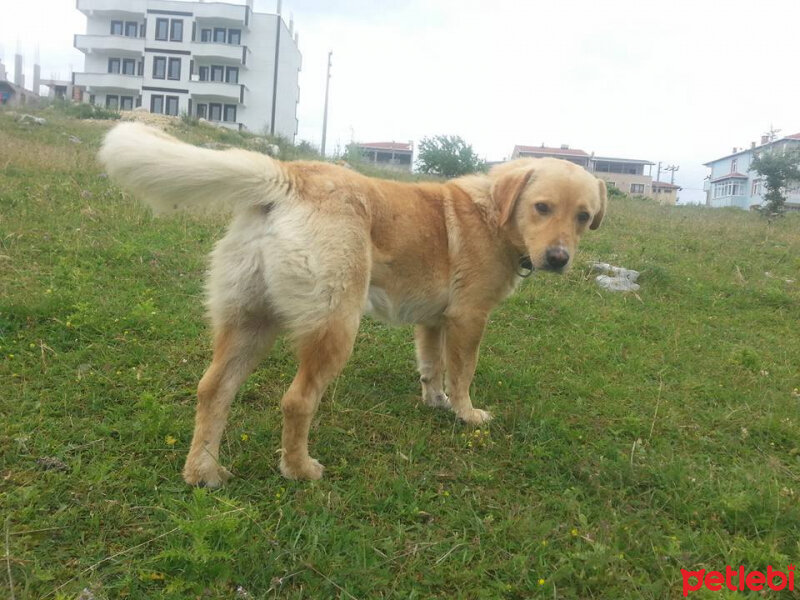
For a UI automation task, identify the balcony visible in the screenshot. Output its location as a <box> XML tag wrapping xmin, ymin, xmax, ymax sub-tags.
<box><xmin>73</xmin><ymin>72</ymin><xmax>142</xmax><ymax>91</ymax></box>
<box><xmin>192</xmin><ymin>42</ymin><xmax>247</xmax><ymax>64</ymax></box>
<box><xmin>192</xmin><ymin>2</ymin><xmax>248</xmax><ymax>25</ymax></box>
<box><xmin>75</xmin><ymin>34</ymin><xmax>144</xmax><ymax>56</ymax></box>
<box><xmin>77</xmin><ymin>0</ymin><xmax>145</xmax><ymax>17</ymax></box>
<box><xmin>189</xmin><ymin>80</ymin><xmax>242</xmax><ymax>103</ymax></box>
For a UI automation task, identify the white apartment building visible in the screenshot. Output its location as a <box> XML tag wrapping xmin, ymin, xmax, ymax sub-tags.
<box><xmin>73</xmin><ymin>0</ymin><xmax>301</xmax><ymax>138</ymax></box>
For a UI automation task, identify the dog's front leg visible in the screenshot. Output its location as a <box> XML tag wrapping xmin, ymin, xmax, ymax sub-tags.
<box><xmin>414</xmin><ymin>324</ymin><xmax>450</xmax><ymax>409</ymax></box>
<box><xmin>444</xmin><ymin>310</ymin><xmax>493</xmax><ymax>425</ymax></box>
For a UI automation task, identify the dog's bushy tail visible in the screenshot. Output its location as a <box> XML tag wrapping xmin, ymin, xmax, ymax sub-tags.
<box><xmin>98</xmin><ymin>122</ymin><xmax>289</xmax><ymax>215</ymax></box>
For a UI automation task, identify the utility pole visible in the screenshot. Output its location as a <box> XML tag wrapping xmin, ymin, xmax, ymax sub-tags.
<box><xmin>269</xmin><ymin>0</ymin><xmax>282</xmax><ymax>136</ymax></box>
<box><xmin>656</xmin><ymin>161</ymin><xmax>662</xmax><ymax>182</ymax></box>
<box><xmin>664</xmin><ymin>164</ymin><xmax>679</xmax><ymax>184</ymax></box>
<box><xmin>320</xmin><ymin>50</ymin><xmax>332</xmax><ymax>157</ymax></box>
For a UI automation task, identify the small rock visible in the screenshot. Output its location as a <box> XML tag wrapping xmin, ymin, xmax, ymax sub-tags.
<box><xmin>19</xmin><ymin>113</ymin><xmax>47</xmax><ymax>125</ymax></box>
<box><xmin>69</xmin><ymin>135</ymin><xmax>82</xmax><ymax>144</ymax></box>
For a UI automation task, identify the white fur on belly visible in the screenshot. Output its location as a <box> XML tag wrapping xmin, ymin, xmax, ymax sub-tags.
<box><xmin>365</xmin><ymin>286</ymin><xmax>445</xmax><ymax>325</ymax></box>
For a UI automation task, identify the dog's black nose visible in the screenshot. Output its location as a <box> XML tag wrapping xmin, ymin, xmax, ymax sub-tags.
<box><xmin>545</xmin><ymin>247</ymin><xmax>570</xmax><ymax>269</ymax></box>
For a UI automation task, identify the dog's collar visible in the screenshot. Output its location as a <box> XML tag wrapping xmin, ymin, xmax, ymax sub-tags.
<box><xmin>517</xmin><ymin>255</ymin><xmax>534</xmax><ymax>278</ymax></box>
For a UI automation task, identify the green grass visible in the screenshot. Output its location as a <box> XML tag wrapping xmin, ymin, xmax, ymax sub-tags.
<box><xmin>2</xmin><ymin>109</ymin><xmax>799</xmax><ymax>599</ymax></box>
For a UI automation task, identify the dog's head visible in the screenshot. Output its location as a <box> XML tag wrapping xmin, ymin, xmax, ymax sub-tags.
<box><xmin>491</xmin><ymin>158</ymin><xmax>606</xmax><ymax>273</ymax></box>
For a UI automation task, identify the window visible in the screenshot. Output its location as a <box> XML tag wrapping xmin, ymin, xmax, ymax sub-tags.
<box><xmin>151</xmin><ymin>94</ymin><xmax>164</xmax><ymax>114</ymax></box>
<box><xmin>125</xmin><ymin>21</ymin><xmax>138</xmax><ymax>37</ymax></box>
<box><xmin>108</xmin><ymin>58</ymin><xmax>121</xmax><ymax>74</ymax></box>
<box><xmin>210</xmin><ymin>65</ymin><xmax>224</xmax><ymax>82</ymax></box>
<box><xmin>198</xmin><ymin>66</ymin><xmax>209</xmax><ymax>81</ymax></box>
<box><xmin>168</xmin><ymin>57</ymin><xmax>181</xmax><ymax>80</ymax></box>
<box><xmin>630</xmin><ymin>183</ymin><xmax>645</xmax><ymax>194</ymax></box>
<box><xmin>731</xmin><ymin>158</ymin><xmax>738</xmax><ymax>173</ymax></box>
<box><xmin>110</xmin><ymin>20</ymin><xmax>123</xmax><ymax>35</ymax></box>
<box><xmin>225</xmin><ymin>66</ymin><xmax>238</xmax><ymax>84</ymax></box>
<box><xmin>120</xmin><ymin>96</ymin><xmax>133</xmax><ymax>110</ymax></box>
<box><xmin>89</xmin><ymin>94</ymin><xmax>96</xmax><ymax>105</ymax></box>
<box><xmin>214</xmin><ymin>28</ymin><xmax>226</xmax><ymax>43</ymax></box>
<box><xmin>165</xmin><ymin>96</ymin><xmax>179</xmax><ymax>116</ymax></box>
<box><xmin>751</xmin><ymin>179</ymin><xmax>762</xmax><ymax>196</ymax></box>
<box><xmin>170</xmin><ymin>19</ymin><xmax>183</xmax><ymax>42</ymax></box>
<box><xmin>135</xmin><ymin>96</ymin><xmax>142</xmax><ymax>108</ymax></box>
<box><xmin>196</xmin><ymin>103</ymin><xmax>207</xmax><ymax>119</ymax></box>
<box><xmin>155</xmin><ymin>18</ymin><xmax>169</xmax><ymax>41</ymax></box>
<box><xmin>106</xmin><ymin>95</ymin><xmax>119</xmax><ymax>109</ymax></box>
<box><xmin>223</xmin><ymin>104</ymin><xmax>237</xmax><ymax>122</ymax></box>
<box><xmin>137</xmin><ymin>60</ymin><xmax>144</xmax><ymax>76</ymax></box>
<box><xmin>201</xmin><ymin>29</ymin><xmax>212</xmax><ymax>42</ymax></box>
<box><xmin>228</xmin><ymin>29</ymin><xmax>241</xmax><ymax>45</ymax></box>
<box><xmin>122</xmin><ymin>58</ymin><xmax>136</xmax><ymax>75</ymax></box>
<box><xmin>209</xmin><ymin>103</ymin><xmax>222</xmax><ymax>121</ymax></box>
<box><xmin>153</xmin><ymin>56</ymin><xmax>166</xmax><ymax>79</ymax></box>
<box><xmin>140</xmin><ymin>22</ymin><xmax>146</xmax><ymax>38</ymax></box>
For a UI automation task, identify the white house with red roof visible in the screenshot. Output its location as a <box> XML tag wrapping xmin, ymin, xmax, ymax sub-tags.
<box><xmin>355</xmin><ymin>141</ymin><xmax>413</xmax><ymax>171</ymax></box>
<box><xmin>703</xmin><ymin>132</ymin><xmax>800</xmax><ymax>210</ymax></box>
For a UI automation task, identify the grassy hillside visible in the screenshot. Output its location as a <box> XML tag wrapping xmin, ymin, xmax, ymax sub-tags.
<box><xmin>1</xmin><ymin>109</ymin><xmax>799</xmax><ymax>599</ymax></box>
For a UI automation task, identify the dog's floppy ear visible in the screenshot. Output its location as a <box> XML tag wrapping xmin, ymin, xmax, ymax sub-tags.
<box><xmin>494</xmin><ymin>167</ymin><xmax>535</xmax><ymax>227</ymax></box>
<box><xmin>591</xmin><ymin>178</ymin><xmax>607</xmax><ymax>230</ymax></box>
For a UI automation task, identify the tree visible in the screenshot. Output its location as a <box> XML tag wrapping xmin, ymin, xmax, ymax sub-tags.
<box><xmin>416</xmin><ymin>135</ymin><xmax>485</xmax><ymax>178</ymax></box>
<box><xmin>749</xmin><ymin>147</ymin><xmax>800</xmax><ymax>215</ymax></box>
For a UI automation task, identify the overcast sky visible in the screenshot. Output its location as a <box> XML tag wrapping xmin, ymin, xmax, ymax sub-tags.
<box><xmin>3</xmin><ymin>0</ymin><xmax>800</xmax><ymax>204</ymax></box>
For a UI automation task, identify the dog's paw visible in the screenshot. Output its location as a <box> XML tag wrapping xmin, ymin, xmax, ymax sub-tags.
<box><xmin>423</xmin><ymin>390</ymin><xmax>451</xmax><ymax>409</ymax></box>
<box><xmin>183</xmin><ymin>461</ymin><xmax>233</xmax><ymax>489</ymax></box>
<box><xmin>279</xmin><ymin>456</ymin><xmax>325</xmax><ymax>481</ymax></box>
<box><xmin>457</xmin><ymin>408</ymin><xmax>493</xmax><ymax>425</ymax></box>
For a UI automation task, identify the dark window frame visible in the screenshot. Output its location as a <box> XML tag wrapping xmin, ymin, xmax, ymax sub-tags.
<box><xmin>108</xmin><ymin>58</ymin><xmax>121</xmax><ymax>74</ymax></box>
<box><xmin>120</xmin><ymin>96</ymin><xmax>134</xmax><ymax>110</ymax></box>
<box><xmin>196</xmin><ymin>103</ymin><xmax>207</xmax><ymax>118</ymax></box>
<box><xmin>155</xmin><ymin>18</ymin><xmax>169</xmax><ymax>41</ymax></box>
<box><xmin>122</xmin><ymin>58</ymin><xmax>136</xmax><ymax>75</ymax></box>
<box><xmin>165</xmin><ymin>95</ymin><xmax>179</xmax><ymax>116</ymax></box>
<box><xmin>106</xmin><ymin>94</ymin><xmax>119</xmax><ymax>109</ymax></box>
<box><xmin>125</xmin><ymin>21</ymin><xmax>138</xmax><ymax>37</ymax></box>
<box><xmin>198</xmin><ymin>66</ymin><xmax>209</xmax><ymax>81</ymax></box>
<box><xmin>213</xmin><ymin>27</ymin><xmax>226</xmax><ymax>43</ymax></box>
<box><xmin>228</xmin><ymin>29</ymin><xmax>241</xmax><ymax>45</ymax></box>
<box><xmin>209</xmin><ymin>103</ymin><xmax>222</xmax><ymax>121</ymax></box>
<box><xmin>210</xmin><ymin>65</ymin><xmax>224</xmax><ymax>82</ymax></box>
<box><xmin>137</xmin><ymin>60</ymin><xmax>144</xmax><ymax>76</ymax></box>
<box><xmin>223</xmin><ymin>104</ymin><xmax>237</xmax><ymax>123</ymax></box>
<box><xmin>167</xmin><ymin>57</ymin><xmax>181</xmax><ymax>80</ymax></box>
<box><xmin>152</xmin><ymin>56</ymin><xmax>167</xmax><ymax>79</ymax></box>
<box><xmin>169</xmin><ymin>19</ymin><xmax>183</xmax><ymax>42</ymax></box>
<box><xmin>225</xmin><ymin>66</ymin><xmax>238</xmax><ymax>84</ymax></box>
<box><xmin>110</xmin><ymin>20</ymin><xmax>123</xmax><ymax>35</ymax></box>
<box><xmin>201</xmin><ymin>28</ymin><xmax>212</xmax><ymax>42</ymax></box>
<box><xmin>150</xmin><ymin>94</ymin><xmax>164</xmax><ymax>114</ymax></box>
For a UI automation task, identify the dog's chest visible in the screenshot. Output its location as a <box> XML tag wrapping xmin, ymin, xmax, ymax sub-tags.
<box><xmin>365</xmin><ymin>286</ymin><xmax>445</xmax><ymax>325</ymax></box>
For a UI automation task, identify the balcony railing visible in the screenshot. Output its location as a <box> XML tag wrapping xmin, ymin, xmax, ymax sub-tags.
<box><xmin>77</xmin><ymin>0</ymin><xmax>145</xmax><ymax>16</ymax></box>
<box><xmin>73</xmin><ymin>72</ymin><xmax>142</xmax><ymax>91</ymax></box>
<box><xmin>710</xmin><ymin>195</ymin><xmax>750</xmax><ymax>210</ymax></box>
<box><xmin>189</xmin><ymin>80</ymin><xmax>242</xmax><ymax>103</ymax></box>
<box><xmin>75</xmin><ymin>34</ymin><xmax>144</xmax><ymax>55</ymax></box>
<box><xmin>191</xmin><ymin>42</ymin><xmax>248</xmax><ymax>64</ymax></box>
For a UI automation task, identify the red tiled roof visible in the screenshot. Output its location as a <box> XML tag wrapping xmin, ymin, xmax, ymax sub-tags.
<box><xmin>652</xmin><ymin>181</ymin><xmax>680</xmax><ymax>189</ymax></box>
<box><xmin>711</xmin><ymin>172</ymin><xmax>749</xmax><ymax>183</ymax></box>
<box><xmin>514</xmin><ymin>145</ymin><xmax>590</xmax><ymax>157</ymax></box>
<box><xmin>785</xmin><ymin>132</ymin><xmax>800</xmax><ymax>140</ymax></box>
<box><xmin>357</xmin><ymin>142</ymin><xmax>412</xmax><ymax>152</ymax></box>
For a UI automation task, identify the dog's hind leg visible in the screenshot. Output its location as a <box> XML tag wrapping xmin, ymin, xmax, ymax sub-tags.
<box><xmin>279</xmin><ymin>312</ymin><xmax>360</xmax><ymax>480</ymax></box>
<box><xmin>183</xmin><ymin>320</ymin><xmax>277</xmax><ymax>488</ymax></box>
<box><xmin>414</xmin><ymin>324</ymin><xmax>450</xmax><ymax>410</ymax></box>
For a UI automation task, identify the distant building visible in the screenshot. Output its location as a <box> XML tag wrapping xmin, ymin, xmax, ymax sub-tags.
<box><xmin>512</xmin><ymin>144</ymin><xmax>591</xmax><ymax>169</ymax></box>
<box><xmin>511</xmin><ymin>143</ymin><xmax>663</xmax><ymax>199</ymax></box>
<box><xmin>651</xmin><ymin>180</ymin><xmax>681</xmax><ymax>206</ymax></box>
<box><xmin>703</xmin><ymin>132</ymin><xmax>800</xmax><ymax>210</ymax></box>
<box><xmin>0</xmin><ymin>58</ymin><xmax>40</xmax><ymax>107</ymax></box>
<box><xmin>73</xmin><ymin>0</ymin><xmax>302</xmax><ymax>137</ymax></box>
<box><xmin>355</xmin><ymin>141</ymin><xmax>413</xmax><ymax>171</ymax></box>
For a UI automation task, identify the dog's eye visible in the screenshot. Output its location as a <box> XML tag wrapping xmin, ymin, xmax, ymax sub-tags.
<box><xmin>534</xmin><ymin>202</ymin><xmax>550</xmax><ymax>215</ymax></box>
<box><xmin>577</xmin><ymin>211</ymin><xmax>591</xmax><ymax>223</ymax></box>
